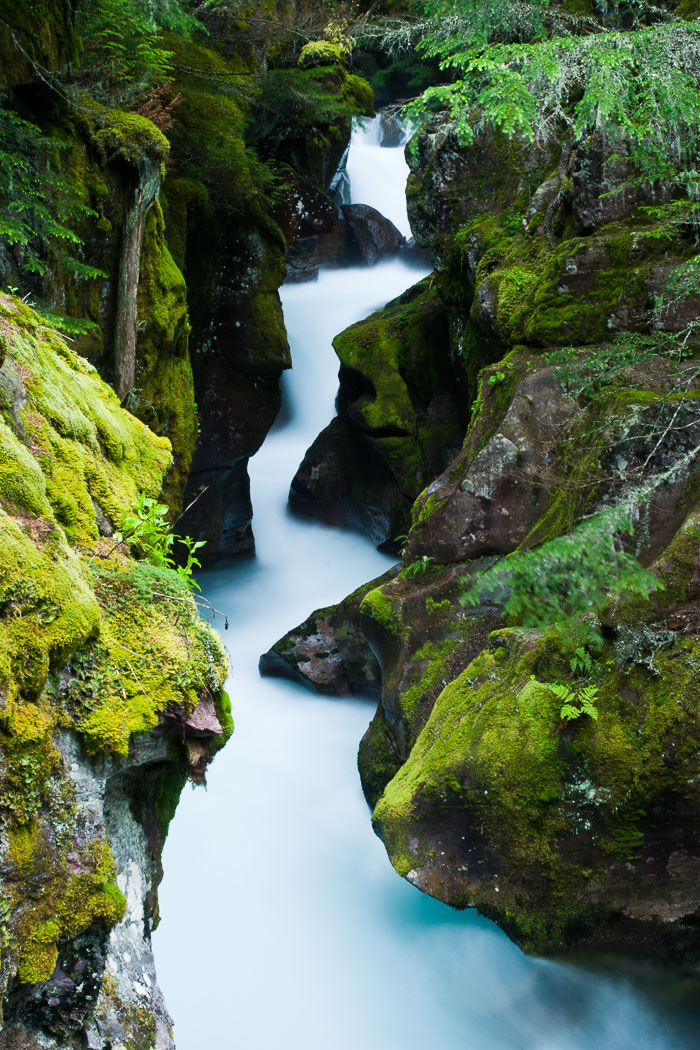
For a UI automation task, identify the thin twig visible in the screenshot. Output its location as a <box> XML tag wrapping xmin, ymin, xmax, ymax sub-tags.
<box><xmin>122</xmin><ymin>654</ymin><xmax>152</xmax><ymax>705</ymax></box>
<box><xmin>170</xmin><ymin>485</ymin><xmax>209</xmax><ymax>530</ymax></box>
<box><xmin>151</xmin><ymin>590</ymin><xmax>227</xmax><ymax>619</ymax></box>
<box><xmin>112</xmin><ymin>639</ymin><xmax>141</xmax><ymax>657</ymax></box>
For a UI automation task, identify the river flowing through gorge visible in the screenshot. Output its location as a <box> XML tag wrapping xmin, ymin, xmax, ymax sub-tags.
<box><xmin>152</xmin><ymin>118</ymin><xmax>698</xmax><ymax>1050</ymax></box>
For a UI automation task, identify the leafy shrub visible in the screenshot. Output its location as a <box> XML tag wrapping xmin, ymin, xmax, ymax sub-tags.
<box><xmin>461</xmin><ymin>502</ymin><xmax>658</xmax><ymax>645</ymax></box>
<box><xmin>118</xmin><ymin>493</ymin><xmax>205</xmax><ymax>591</ymax></box>
<box><xmin>0</xmin><ymin>102</ymin><xmax>105</xmax><ymax>285</ymax></box>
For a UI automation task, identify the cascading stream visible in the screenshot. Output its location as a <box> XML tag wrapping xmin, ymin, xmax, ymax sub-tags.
<box><xmin>153</xmin><ymin>118</ymin><xmax>697</xmax><ymax>1050</ymax></box>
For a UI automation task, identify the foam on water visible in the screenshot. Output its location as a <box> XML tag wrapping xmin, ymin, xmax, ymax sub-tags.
<box><xmin>346</xmin><ymin>115</ymin><xmax>413</xmax><ymax>238</ymax></box>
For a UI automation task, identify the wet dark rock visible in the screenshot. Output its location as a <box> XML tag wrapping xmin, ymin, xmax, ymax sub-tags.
<box><xmin>406</xmin><ymin>364</ymin><xmax>579</xmax><ymax>564</ymax></box>
<box><xmin>379</xmin><ymin>111</ymin><xmax>405</xmax><ymax>148</ymax></box>
<box><xmin>182</xmin><ymin>318</ymin><xmax>287</xmax><ymax>562</ymax></box>
<box><xmin>342</xmin><ymin>204</ymin><xmax>405</xmax><ymax>264</ymax></box>
<box><xmin>289</xmin><ymin>418</ymin><xmax>406</xmax><ymax>547</ymax></box>
<box><xmin>259</xmin><ymin>570</ymin><xmax>393</xmax><ymax>698</ymax></box>
<box><xmin>285</xmin><ymin>225</ymin><xmax>352</xmax><ymax>282</ymax></box>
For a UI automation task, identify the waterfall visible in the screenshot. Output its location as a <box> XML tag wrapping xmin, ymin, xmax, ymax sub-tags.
<box><xmin>152</xmin><ymin>117</ymin><xmax>698</xmax><ymax>1050</ymax></box>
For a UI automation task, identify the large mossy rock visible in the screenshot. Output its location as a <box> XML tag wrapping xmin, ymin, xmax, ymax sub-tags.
<box><xmin>290</xmin><ymin>278</ymin><xmax>469</xmax><ymax>545</ymax></box>
<box><xmin>354</xmin><ymin>333</ymin><xmax>700</xmax><ymax>957</ymax></box>
<box><xmin>355</xmin><ymin>354</ymin><xmax>700</xmax><ymax>958</ymax></box>
<box><xmin>0</xmin><ymin>297</ymin><xmax>230</xmax><ymax>1046</ymax></box>
<box><xmin>405</xmin><ymin>118</ymin><xmax>700</xmax><ymax>399</ymax></box>
<box><xmin>259</xmin><ymin>570</ymin><xmax>391</xmax><ymax>698</ymax></box>
<box><xmin>370</xmin><ymin>519</ymin><xmax>700</xmax><ymax>957</ymax></box>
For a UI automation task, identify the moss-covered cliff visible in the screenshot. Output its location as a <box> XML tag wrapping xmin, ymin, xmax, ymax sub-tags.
<box><xmin>0</xmin><ymin>294</ymin><xmax>230</xmax><ymax>1045</ymax></box>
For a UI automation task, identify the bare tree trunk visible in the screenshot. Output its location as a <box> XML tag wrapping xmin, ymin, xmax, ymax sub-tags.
<box><xmin>114</xmin><ymin>155</ymin><xmax>161</xmax><ymax>401</ymax></box>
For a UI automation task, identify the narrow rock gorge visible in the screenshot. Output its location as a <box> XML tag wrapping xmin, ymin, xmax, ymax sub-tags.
<box><xmin>0</xmin><ymin>1</ymin><xmax>699</xmax><ymax>1048</ymax></box>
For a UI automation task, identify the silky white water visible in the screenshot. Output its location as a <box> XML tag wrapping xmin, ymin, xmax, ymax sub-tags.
<box><xmin>153</xmin><ymin>118</ymin><xmax>698</xmax><ymax>1050</ymax></box>
<box><xmin>346</xmin><ymin>115</ymin><xmax>413</xmax><ymax>237</ymax></box>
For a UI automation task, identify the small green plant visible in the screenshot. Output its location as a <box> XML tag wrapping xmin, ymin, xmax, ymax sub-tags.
<box><xmin>503</xmin><ymin>209</ymin><xmax>524</xmax><ymax>235</ymax></box>
<box><xmin>403</xmin><ymin>555</ymin><xmax>436</xmax><ymax>578</ymax></box>
<box><xmin>569</xmin><ymin>646</ymin><xmax>593</xmax><ymax>676</ymax></box>
<box><xmin>395</xmin><ymin>533</ymin><xmax>409</xmax><ymax>555</ymax></box>
<box><xmin>117</xmin><ymin>494</ymin><xmax>205</xmax><ymax>591</ymax></box>
<box><xmin>33</xmin><ymin>307</ymin><xmax>101</xmax><ymax>339</ymax></box>
<box><xmin>487</xmin><ymin>360</ymin><xmax>514</xmax><ymax>386</ymax></box>
<box><xmin>119</xmin><ymin>495</ymin><xmax>173</xmax><ymax>565</ymax></box>
<box><xmin>175</xmin><ymin>535</ymin><xmax>206</xmax><ymax>593</ymax></box>
<box><xmin>548</xmin><ymin>682</ymin><xmax>599</xmax><ymax>724</ymax></box>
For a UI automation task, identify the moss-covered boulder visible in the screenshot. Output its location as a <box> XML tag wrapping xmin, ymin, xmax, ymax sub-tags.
<box><xmin>353</xmin><ymin>339</ymin><xmax>700</xmax><ymax>957</ymax></box>
<box><xmin>373</xmin><ymin>594</ymin><xmax>700</xmax><ymax>957</ymax></box>
<box><xmin>290</xmin><ymin>278</ymin><xmax>469</xmax><ymax>545</ymax></box>
<box><xmin>405</xmin><ymin>116</ymin><xmax>700</xmax><ymax>407</ymax></box>
<box><xmin>0</xmin><ymin>297</ymin><xmax>230</xmax><ymax>1045</ymax></box>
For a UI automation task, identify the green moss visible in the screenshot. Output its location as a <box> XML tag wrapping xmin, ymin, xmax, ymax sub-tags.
<box><xmin>360</xmin><ymin>587</ymin><xmax>402</xmax><ymax>637</ymax></box>
<box><xmin>493</xmin><ymin>266</ymin><xmax>540</xmax><ymax>341</ymax></box>
<box><xmin>89</xmin><ymin>107</ymin><xmax>170</xmax><ymax>167</ymax></box>
<box><xmin>0</xmin><ymin>295</ymin><xmax>229</xmax><ymax>791</ymax></box>
<box><xmin>376</xmin><ymin>640</ymin><xmax>563</xmax><ymax>854</ymax></box>
<box><xmin>0</xmin><ymin>417</ymin><xmax>52</xmax><ymax>517</ymax></box>
<box><xmin>18</xmin><ymin>919</ymin><xmax>60</xmax><ymax>984</ymax></box>
<box><xmin>298</xmin><ymin>40</ymin><xmax>349</xmax><ymax>70</ymax></box>
<box><xmin>161</xmin><ymin>177</ymin><xmax>211</xmax><ymax>273</ymax></box>
<box><xmin>10</xmin><ymin>830</ymin><xmax>126</xmax><ymax>987</ymax></box>
<box><xmin>333</xmin><ymin>279</ymin><xmax>462</xmax><ymax>500</ymax></box>
<box><xmin>0</xmin><ymin>516</ymin><xmax>100</xmax><ymax>702</ymax></box>
<box><xmin>648</xmin><ymin>505</ymin><xmax>700</xmax><ymax>606</ymax></box>
<box><xmin>341</xmin><ymin>73</ymin><xmax>375</xmax><ymax>115</ymax></box>
<box><xmin>0</xmin><ymin>299</ymin><xmax>231</xmax><ymax>990</ymax></box>
<box><xmin>413</xmin><ymin>490</ymin><xmax>448</xmax><ymax>524</ymax></box>
<box><xmin>0</xmin><ymin>292</ymin><xmax>172</xmax><ymax>544</ymax></box>
<box><xmin>249</xmin><ymin>291</ymin><xmax>291</xmax><ymax>374</ymax></box>
<box><xmin>400</xmin><ymin>635</ymin><xmax>462</xmax><ymax>721</ymax></box>
<box><xmin>215</xmin><ymin>688</ymin><xmax>234</xmax><ymax>742</ymax></box>
<box><xmin>358</xmin><ymin>708</ymin><xmax>402</xmax><ymax>810</ymax></box>
<box><xmin>60</xmin><ymin>840</ymin><xmax>127</xmax><ymax>937</ymax></box>
<box><xmin>48</xmin><ymin>560</ymin><xmax>228</xmax><ymax>758</ymax></box>
<box><xmin>134</xmin><ymin>204</ymin><xmax>196</xmax><ymax>510</ymax></box>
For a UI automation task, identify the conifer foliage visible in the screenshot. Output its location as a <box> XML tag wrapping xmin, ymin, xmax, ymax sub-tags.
<box><xmin>0</xmin><ymin>104</ymin><xmax>103</xmax><ymax>280</ymax></box>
